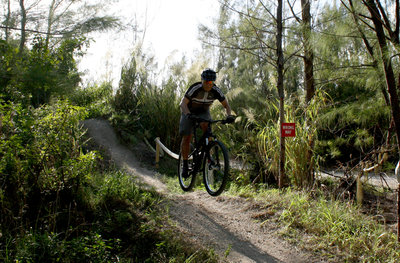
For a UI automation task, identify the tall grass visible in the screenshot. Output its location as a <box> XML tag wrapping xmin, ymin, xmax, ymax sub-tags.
<box><xmin>135</xmin><ymin>81</ymin><xmax>182</xmax><ymax>152</ymax></box>
<box><xmin>111</xmin><ymin>53</ymin><xmax>182</xmax><ymax>152</ymax></box>
<box><xmin>278</xmin><ymin>189</ymin><xmax>400</xmax><ymax>262</ymax></box>
<box><xmin>257</xmin><ymin>91</ymin><xmax>326</xmax><ymax>187</ymax></box>
<box><xmin>69</xmin><ymin>81</ymin><xmax>113</xmax><ymax>118</ymax></box>
<box><xmin>225</xmin><ymin>186</ymin><xmax>400</xmax><ymax>262</ymax></box>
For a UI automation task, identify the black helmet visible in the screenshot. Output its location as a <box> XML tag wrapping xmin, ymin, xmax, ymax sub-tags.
<box><xmin>201</xmin><ymin>68</ymin><xmax>217</xmax><ymax>81</ymax></box>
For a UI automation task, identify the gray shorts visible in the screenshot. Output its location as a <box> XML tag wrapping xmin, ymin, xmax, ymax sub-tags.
<box><xmin>179</xmin><ymin>111</ymin><xmax>211</xmax><ymax>136</ymax></box>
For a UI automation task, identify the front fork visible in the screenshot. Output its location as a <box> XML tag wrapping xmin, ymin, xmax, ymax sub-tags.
<box><xmin>191</xmin><ymin>136</ymin><xmax>214</xmax><ymax>175</ymax></box>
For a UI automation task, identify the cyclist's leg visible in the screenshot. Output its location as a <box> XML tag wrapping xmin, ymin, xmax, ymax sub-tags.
<box><xmin>181</xmin><ymin>134</ymin><xmax>192</xmax><ymax>159</ymax></box>
<box><xmin>179</xmin><ymin>113</ymin><xmax>194</xmax><ymax>177</ymax></box>
<box><xmin>197</xmin><ymin>111</ymin><xmax>211</xmax><ymax>137</ymax></box>
<box><xmin>179</xmin><ymin>113</ymin><xmax>194</xmax><ymax>158</ymax></box>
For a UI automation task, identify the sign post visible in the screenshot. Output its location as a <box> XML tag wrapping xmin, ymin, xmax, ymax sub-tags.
<box><xmin>281</xmin><ymin>123</ymin><xmax>296</xmax><ymax>137</ymax></box>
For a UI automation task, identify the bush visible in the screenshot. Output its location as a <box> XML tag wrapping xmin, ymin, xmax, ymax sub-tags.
<box><xmin>70</xmin><ymin>82</ymin><xmax>113</xmax><ymax>118</ymax></box>
<box><xmin>111</xmin><ymin>63</ymin><xmax>181</xmax><ymax>152</ymax></box>
<box><xmin>0</xmin><ymin>100</ymin><xmax>93</xmax><ymax>233</ymax></box>
<box><xmin>0</xmin><ymin>37</ymin><xmax>84</xmax><ymax>107</ymax></box>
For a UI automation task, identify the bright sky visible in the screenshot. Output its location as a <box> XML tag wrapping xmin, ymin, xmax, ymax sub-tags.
<box><xmin>78</xmin><ymin>0</ymin><xmax>220</xmax><ymax>86</ymax></box>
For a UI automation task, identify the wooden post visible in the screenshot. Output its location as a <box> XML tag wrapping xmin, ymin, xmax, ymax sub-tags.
<box><xmin>155</xmin><ymin>140</ymin><xmax>160</xmax><ymax>169</ymax></box>
<box><xmin>356</xmin><ymin>173</ymin><xmax>363</xmax><ymax>205</ymax></box>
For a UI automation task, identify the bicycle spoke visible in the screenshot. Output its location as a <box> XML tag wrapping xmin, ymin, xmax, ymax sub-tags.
<box><xmin>178</xmin><ymin>153</ymin><xmax>196</xmax><ymax>191</ymax></box>
<box><xmin>203</xmin><ymin>141</ymin><xmax>229</xmax><ymax>196</ymax></box>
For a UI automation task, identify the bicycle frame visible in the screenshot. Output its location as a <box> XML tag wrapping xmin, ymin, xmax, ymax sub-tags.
<box><xmin>190</xmin><ymin>118</ymin><xmax>222</xmax><ymax>175</ymax></box>
<box><xmin>178</xmin><ymin>116</ymin><xmax>233</xmax><ymax>196</ymax></box>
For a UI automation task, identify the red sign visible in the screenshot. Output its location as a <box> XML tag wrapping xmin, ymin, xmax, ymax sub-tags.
<box><xmin>281</xmin><ymin>123</ymin><xmax>296</xmax><ymax>137</ymax></box>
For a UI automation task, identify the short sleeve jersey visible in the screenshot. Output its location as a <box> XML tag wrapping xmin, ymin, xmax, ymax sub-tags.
<box><xmin>184</xmin><ymin>82</ymin><xmax>226</xmax><ymax>114</ymax></box>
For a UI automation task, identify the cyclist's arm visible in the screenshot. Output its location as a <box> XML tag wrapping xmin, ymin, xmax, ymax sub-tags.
<box><xmin>221</xmin><ymin>99</ymin><xmax>232</xmax><ymax>116</ymax></box>
<box><xmin>180</xmin><ymin>97</ymin><xmax>191</xmax><ymax>115</ymax></box>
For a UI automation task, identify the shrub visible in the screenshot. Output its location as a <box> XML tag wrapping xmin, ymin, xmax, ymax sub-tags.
<box><xmin>70</xmin><ymin>81</ymin><xmax>113</xmax><ymax>118</ymax></box>
<box><xmin>0</xmin><ymin>100</ymin><xmax>94</xmax><ymax>233</ymax></box>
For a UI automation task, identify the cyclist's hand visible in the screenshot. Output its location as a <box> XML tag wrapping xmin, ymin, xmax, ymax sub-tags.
<box><xmin>226</xmin><ymin>115</ymin><xmax>236</xmax><ymax>124</ymax></box>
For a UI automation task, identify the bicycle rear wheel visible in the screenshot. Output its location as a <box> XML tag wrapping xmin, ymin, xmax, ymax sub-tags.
<box><xmin>203</xmin><ymin>140</ymin><xmax>229</xmax><ymax>196</ymax></box>
<box><xmin>178</xmin><ymin>152</ymin><xmax>196</xmax><ymax>191</ymax></box>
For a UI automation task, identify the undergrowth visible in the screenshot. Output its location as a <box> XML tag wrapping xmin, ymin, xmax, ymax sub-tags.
<box><xmin>0</xmin><ymin>101</ymin><xmax>219</xmax><ymax>262</ymax></box>
<box><xmin>226</xmin><ymin>184</ymin><xmax>400</xmax><ymax>262</ymax></box>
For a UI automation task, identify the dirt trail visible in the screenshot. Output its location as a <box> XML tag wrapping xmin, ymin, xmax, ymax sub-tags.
<box><xmin>83</xmin><ymin>119</ymin><xmax>321</xmax><ymax>263</ymax></box>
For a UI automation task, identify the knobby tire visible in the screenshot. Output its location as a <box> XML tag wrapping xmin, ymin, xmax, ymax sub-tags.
<box><xmin>203</xmin><ymin>140</ymin><xmax>229</xmax><ymax>196</ymax></box>
<box><xmin>178</xmin><ymin>152</ymin><xmax>196</xmax><ymax>191</ymax></box>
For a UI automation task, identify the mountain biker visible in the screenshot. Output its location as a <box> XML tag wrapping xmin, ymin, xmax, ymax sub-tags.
<box><xmin>179</xmin><ymin>68</ymin><xmax>234</xmax><ymax>178</ymax></box>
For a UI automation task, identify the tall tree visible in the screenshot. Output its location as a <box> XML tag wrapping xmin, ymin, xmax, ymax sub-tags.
<box><xmin>1</xmin><ymin>0</ymin><xmax>120</xmax><ymax>48</ymax></box>
<box><xmin>288</xmin><ymin>0</ymin><xmax>316</xmax><ymax>186</ymax></box>
<box><xmin>301</xmin><ymin>0</ymin><xmax>315</xmax><ymax>103</ymax></box>
<box><xmin>19</xmin><ymin>0</ymin><xmax>26</xmax><ymax>51</ymax></box>
<box><xmin>360</xmin><ymin>0</ymin><xmax>400</xmax><ymax>154</ymax></box>
<box><xmin>4</xmin><ymin>0</ymin><xmax>11</xmax><ymax>41</ymax></box>
<box><xmin>276</xmin><ymin>0</ymin><xmax>286</xmax><ymax>188</ymax></box>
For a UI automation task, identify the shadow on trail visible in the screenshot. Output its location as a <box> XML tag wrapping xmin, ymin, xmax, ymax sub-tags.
<box><xmin>169</xmin><ymin>198</ymin><xmax>280</xmax><ymax>263</ymax></box>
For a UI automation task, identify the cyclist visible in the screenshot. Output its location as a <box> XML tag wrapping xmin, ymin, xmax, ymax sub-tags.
<box><xmin>179</xmin><ymin>68</ymin><xmax>234</xmax><ymax>178</ymax></box>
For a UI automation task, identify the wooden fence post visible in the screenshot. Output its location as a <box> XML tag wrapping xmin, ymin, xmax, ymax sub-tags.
<box><xmin>155</xmin><ymin>138</ymin><xmax>160</xmax><ymax>169</ymax></box>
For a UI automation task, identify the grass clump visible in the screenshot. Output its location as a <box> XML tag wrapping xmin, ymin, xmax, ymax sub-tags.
<box><xmin>241</xmin><ymin>186</ymin><xmax>400</xmax><ymax>262</ymax></box>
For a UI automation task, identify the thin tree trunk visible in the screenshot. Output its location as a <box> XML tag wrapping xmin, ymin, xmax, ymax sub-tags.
<box><xmin>19</xmin><ymin>0</ymin><xmax>27</xmax><ymax>52</ymax></box>
<box><xmin>347</xmin><ymin>0</ymin><xmax>390</xmax><ymax>106</ymax></box>
<box><xmin>301</xmin><ymin>0</ymin><xmax>314</xmax><ymax>103</ymax></box>
<box><xmin>46</xmin><ymin>0</ymin><xmax>57</xmax><ymax>48</ymax></box>
<box><xmin>301</xmin><ymin>0</ymin><xmax>315</xmax><ymax>187</ymax></box>
<box><xmin>277</xmin><ymin>0</ymin><xmax>287</xmax><ymax>188</ymax></box>
<box><xmin>365</xmin><ymin>0</ymin><xmax>400</xmax><ymax>153</ymax></box>
<box><xmin>5</xmin><ymin>0</ymin><xmax>11</xmax><ymax>41</ymax></box>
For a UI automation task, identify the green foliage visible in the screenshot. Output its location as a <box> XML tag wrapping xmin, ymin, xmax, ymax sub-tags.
<box><xmin>111</xmin><ymin>50</ymin><xmax>181</xmax><ymax>152</ymax></box>
<box><xmin>278</xmin><ymin>189</ymin><xmax>400</xmax><ymax>262</ymax></box>
<box><xmin>255</xmin><ymin>91</ymin><xmax>326</xmax><ymax>187</ymax></box>
<box><xmin>0</xmin><ymin>37</ymin><xmax>85</xmax><ymax>107</ymax></box>
<box><xmin>316</xmin><ymin>94</ymin><xmax>391</xmax><ymax>165</ymax></box>
<box><xmin>135</xmin><ymin>81</ymin><xmax>181</xmax><ymax>152</ymax></box>
<box><xmin>225</xmin><ymin>186</ymin><xmax>400</xmax><ymax>262</ymax></box>
<box><xmin>10</xmin><ymin>231</ymin><xmax>119</xmax><ymax>263</ymax></box>
<box><xmin>88</xmin><ymin>170</ymin><xmax>218</xmax><ymax>262</ymax></box>
<box><xmin>70</xmin><ymin>81</ymin><xmax>113</xmax><ymax>118</ymax></box>
<box><xmin>0</xmin><ymin>100</ymin><xmax>92</xmax><ymax>232</ymax></box>
<box><xmin>0</xmin><ymin>100</ymin><xmax>217</xmax><ymax>262</ymax></box>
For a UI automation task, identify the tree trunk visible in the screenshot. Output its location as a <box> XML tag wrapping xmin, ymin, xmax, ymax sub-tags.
<box><xmin>347</xmin><ymin>0</ymin><xmax>390</xmax><ymax>106</ymax></box>
<box><xmin>365</xmin><ymin>0</ymin><xmax>400</xmax><ymax>153</ymax></box>
<box><xmin>46</xmin><ymin>0</ymin><xmax>57</xmax><ymax>48</ymax></box>
<box><xmin>277</xmin><ymin>0</ymin><xmax>287</xmax><ymax>188</ymax></box>
<box><xmin>301</xmin><ymin>0</ymin><xmax>316</xmax><ymax>187</ymax></box>
<box><xmin>19</xmin><ymin>0</ymin><xmax>27</xmax><ymax>52</ymax></box>
<box><xmin>5</xmin><ymin>0</ymin><xmax>11</xmax><ymax>41</ymax></box>
<box><xmin>301</xmin><ymin>0</ymin><xmax>315</xmax><ymax>103</ymax></box>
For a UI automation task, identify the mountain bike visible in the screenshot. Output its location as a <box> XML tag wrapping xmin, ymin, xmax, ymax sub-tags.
<box><xmin>178</xmin><ymin>116</ymin><xmax>234</xmax><ymax>196</ymax></box>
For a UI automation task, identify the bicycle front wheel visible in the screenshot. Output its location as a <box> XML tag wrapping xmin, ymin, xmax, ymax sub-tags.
<box><xmin>203</xmin><ymin>140</ymin><xmax>229</xmax><ymax>196</ymax></box>
<box><xmin>178</xmin><ymin>152</ymin><xmax>196</xmax><ymax>192</ymax></box>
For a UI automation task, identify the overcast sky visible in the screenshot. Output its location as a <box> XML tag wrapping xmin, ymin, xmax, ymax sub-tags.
<box><xmin>78</xmin><ymin>0</ymin><xmax>220</xmax><ymax>86</ymax></box>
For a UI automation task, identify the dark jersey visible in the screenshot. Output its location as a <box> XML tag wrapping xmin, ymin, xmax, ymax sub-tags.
<box><xmin>184</xmin><ymin>82</ymin><xmax>225</xmax><ymax>114</ymax></box>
